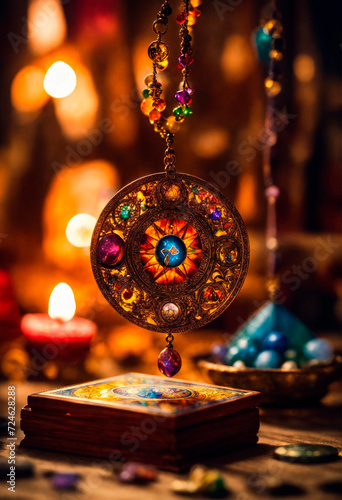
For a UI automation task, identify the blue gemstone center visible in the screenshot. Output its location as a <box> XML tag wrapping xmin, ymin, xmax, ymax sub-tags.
<box><xmin>155</xmin><ymin>235</ymin><xmax>187</xmax><ymax>268</ymax></box>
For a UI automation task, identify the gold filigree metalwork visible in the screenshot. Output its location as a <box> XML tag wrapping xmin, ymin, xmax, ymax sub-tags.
<box><xmin>91</xmin><ymin>172</ymin><xmax>249</xmax><ymax>334</ymax></box>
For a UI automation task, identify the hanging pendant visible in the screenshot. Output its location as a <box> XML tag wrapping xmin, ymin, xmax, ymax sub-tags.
<box><xmin>158</xmin><ymin>334</ymin><xmax>182</xmax><ymax>377</ymax></box>
<box><xmin>90</xmin><ymin>171</ymin><xmax>249</xmax><ymax>376</ymax></box>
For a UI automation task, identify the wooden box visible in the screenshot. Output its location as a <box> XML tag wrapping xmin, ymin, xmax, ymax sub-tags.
<box><xmin>21</xmin><ymin>373</ymin><xmax>261</xmax><ymax>471</ymax></box>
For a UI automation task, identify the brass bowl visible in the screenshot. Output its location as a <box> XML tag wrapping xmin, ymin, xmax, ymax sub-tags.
<box><xmin>197</xmin><ymin>356</ymin><xmax>342</xmax><ymax>405</ymax></box>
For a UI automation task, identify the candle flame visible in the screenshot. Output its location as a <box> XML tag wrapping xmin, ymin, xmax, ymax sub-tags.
<box><xmin>48</xmin><ymin>283</ymin><xmax>76</xmax><ymax>322</ymax></box>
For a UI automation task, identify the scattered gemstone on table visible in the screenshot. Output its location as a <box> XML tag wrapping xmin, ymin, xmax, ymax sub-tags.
<box><xmin>172</xmin><ymin>464</ymin><xmax>229</xmax><ymax>497</ymax></box>
<box><xmin>50</xmin><ymin>472</ymin><xmax>81</xmax><ymax>490</ymax></box>
<box><xmin>119</xmin><ymin>462</ymin><xmax>157</xmax><ymax>484</ymax></box>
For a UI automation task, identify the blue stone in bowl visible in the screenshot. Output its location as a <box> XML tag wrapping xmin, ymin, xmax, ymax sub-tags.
<box><xmin>304</xmin><ymin>339</ymin><xmax>333</xmax><ymax>363</ymax></box>
<box><xmin>226</xmin><ymin>338</ymin><xmax>259</xmax><ymax>367</ymax></box>
<box><xmin>254</xmin><ymin>350</ymin><xmax>282</xmax><ymax>369</ymax></box>
<box><xmin>262</xmin><ymin>331</ymin><xmax>288</xmax><ymax>354</ymax></box>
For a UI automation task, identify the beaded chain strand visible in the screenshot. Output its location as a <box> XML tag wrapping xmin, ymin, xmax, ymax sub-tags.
<box><xmin>258</xmin><ymin>1</ymin><xmax>285</xmax><ymax>300</ymax></box>
<box><xmin>140</xmin><ymin>0</ymin><xmax>201</xmax><ymax>172</ymax></box>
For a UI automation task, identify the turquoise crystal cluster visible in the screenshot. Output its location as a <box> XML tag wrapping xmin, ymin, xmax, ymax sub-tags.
<box><xmin>211</xmin><ymin>302</ymin><xmax>334</xmax><ymax>369</ymax></box>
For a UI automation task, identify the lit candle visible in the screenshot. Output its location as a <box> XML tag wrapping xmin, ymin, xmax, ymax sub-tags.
<box><xmin>21</xmin><ymin>283</ymin><xmax>97</xmax><ymax>363</ymax></box>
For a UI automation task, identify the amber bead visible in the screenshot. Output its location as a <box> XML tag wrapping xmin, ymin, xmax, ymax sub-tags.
<box><xmin>149</xmin><ymin>108</ymin><xmax>161</xmax><ymax>123</ymax></box>
<box><xmin>156</xmin><ymin>60</ymin><xmax>169</xmax><ymax>71</ymax></box>
<box><xmin>264</xmin><ymin>78</ymin><xmax>282</xmax><ymax>97</ymax></box>
<box><xmin>166</xmin><ymin>116</ymin><xmax>181</xmax><ymax>133</ymax></box>
<box><xmin>154</xmin><ymin>98</ymin><xmax>166</xmax><ymax>112</ymax></box>
<box><xmin>154</xmin><ymin>116</ymin><xmax>167</xmax><ymax>133</ymax></box>
<box><xmin>148</xmin><ymin>41</ymin><xmax>169</xmax><ymax>62</ymax></box>
<box><xmin>144</xmin><ymin>75</ymin><xmax>154</xmax><ymax>87</ymax></box>
<box><xmin>140</xmin><ymin>98</ymin><xmax>154</xmax><ymax>116</ymax></box>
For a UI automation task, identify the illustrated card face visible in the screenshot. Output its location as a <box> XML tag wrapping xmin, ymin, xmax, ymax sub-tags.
<box><xmin>39</xmin><ymin>373</ymin><xmax>258</xmax><ymax>416</ymax></box>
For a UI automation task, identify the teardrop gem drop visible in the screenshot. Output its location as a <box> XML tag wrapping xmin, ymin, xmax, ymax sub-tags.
<box><xmin>158</xmin><ymin>347</ymin><xmax>182</xmax><ymax>377</ymax></box>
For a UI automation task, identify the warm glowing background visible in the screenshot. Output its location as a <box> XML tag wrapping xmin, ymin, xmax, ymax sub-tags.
<box><xmin>0</xmin><ymin>0</ymin><xmax>340</xmax><ymax>380</ymax></box>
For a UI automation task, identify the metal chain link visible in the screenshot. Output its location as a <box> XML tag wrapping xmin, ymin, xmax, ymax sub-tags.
<box><xmin>165</xmin><ymin>333</ymin><xmax>175</xmax><ymax>348</ymax></box>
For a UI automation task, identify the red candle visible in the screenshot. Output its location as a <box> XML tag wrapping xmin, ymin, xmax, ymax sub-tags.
<box><xmin>21</xmin><ymin>283</ymin><xmax>97</xmax><ymax>363</ymax></box>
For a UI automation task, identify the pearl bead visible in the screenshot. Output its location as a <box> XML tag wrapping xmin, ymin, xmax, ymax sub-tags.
<box><xmin>281</xmin><ymin>361</ymin><xmax>298</xmax><ymax>370</ymax></box>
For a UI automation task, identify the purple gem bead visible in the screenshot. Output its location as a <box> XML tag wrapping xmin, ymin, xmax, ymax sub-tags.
<box><xmin>175</xmin><ymin>90</ymin><xmax>192</xmax><ymax>105</ymax></box>
<box><xmin>185</xmin><ymin>87</ymin><xmax>194</xmax><ymax>96</ymax></box>
<box><xmin>97</xmin><ymin>233</ymin><xmax>125</xmax><ymax>267</ymax></box>
<box><xmin>210</xmin><ymin>209</ymin><xmax>222</xmax><ymax>221</ymax></box>
<box><xmin>158</xmin><ymin>347</ymin><xmax>182</xmax><ymax>377</ymax></box>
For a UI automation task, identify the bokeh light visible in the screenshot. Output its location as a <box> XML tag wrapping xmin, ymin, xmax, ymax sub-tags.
<box><xmin>11</xmin><ymin>65</ymin><xmax>49</xmax><ymax>113</ymax></box>
<box><xmin>221</xmin><ymin>35</ymin><xmax>254</xmax><ymax>83</ymax></box>
<box><xmin>293</xmin><ymin>54</ymin><xmax>316</xmax><ymax>83</ymax></box>
<box><xmin>53</xmin><ymin>63</ymin><xmax>98</xmax><ymax>138</ymax></box>
<box><xmin>66</xmin><ymin>214</ymin><xmax>97</xmax><ymax>248</ymax></box>
<box><xmin>28</xmin><ymin>0</ymin><xmax>67</xmax><ymax>56</ymax></box>
<box><xmin>43</xmin><ymin>61</ymin><xmax>77</xmax><ymax>98</ymax></box>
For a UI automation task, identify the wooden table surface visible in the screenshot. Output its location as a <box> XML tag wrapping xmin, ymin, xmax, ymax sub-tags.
<box><xmin>1</xmin><ymin>379</ymin><xmax>341</xmax><ymax>500</ymax></box>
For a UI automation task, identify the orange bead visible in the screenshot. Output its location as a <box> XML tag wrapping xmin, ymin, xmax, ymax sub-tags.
<box><xmin>166</xmin><ymin>116</ymin><xmax>181</xmax><ymax>133</ymax></box>
<box><xmin>140</xmin><ymin>98</ymin><xmax>154</xmax><ymax>116</ymax></box>
<box><xmin>154</xmin><ymin>98</ymin><xmax>166</xmax><ymax>112</ymax></box>
<box><xmin>149</xmin><ymin>109</ymin><xmax>161</xmax><ymax>123</ymax></box>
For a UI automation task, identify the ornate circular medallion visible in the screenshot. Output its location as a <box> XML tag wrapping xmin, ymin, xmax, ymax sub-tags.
<box><xmin>91</xmin><ymin>172</ymin><xmax>249</xmax><ymax>333</ymax></box>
